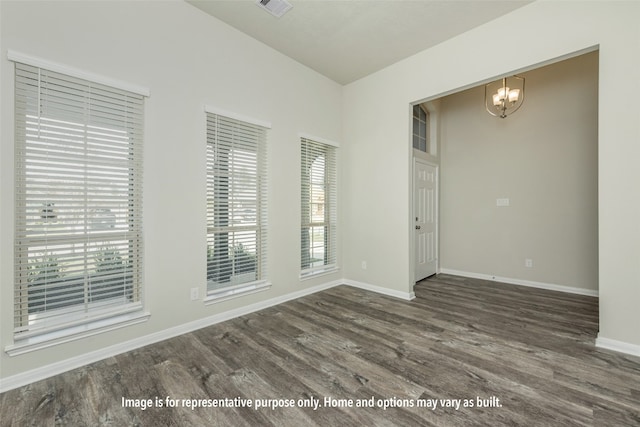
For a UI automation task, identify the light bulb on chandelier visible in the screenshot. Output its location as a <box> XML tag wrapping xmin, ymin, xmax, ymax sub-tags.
<box><xmin>485</xmin><ymin>75</ymin><xmax>525</xmax><ymax>118</ymax></box>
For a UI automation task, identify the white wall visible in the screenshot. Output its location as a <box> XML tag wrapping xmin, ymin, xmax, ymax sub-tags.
<box><xmin>343</xmin><ymin>1</ymin><xmax>640</xmax><ymax>349</ymax></box>
<box><xmin>0</xmin><ymin>0</ymin><xmax>342</xmax><ymax>382</ymax></box>
<box><xmin>439</xmin><ymin>52</ymin><xmax>598</xmax><ymax>292</ymax></box>
<box><xmin>2</xmin><ymin>0</ymin><xmax>640</xmax><ymax>388</ymax></box>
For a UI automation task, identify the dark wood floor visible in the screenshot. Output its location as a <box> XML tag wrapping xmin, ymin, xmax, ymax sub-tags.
<box><xmin>2</xmin><ymin>274</ymin><xmax>640</xmax><ymax>426</ymax></box>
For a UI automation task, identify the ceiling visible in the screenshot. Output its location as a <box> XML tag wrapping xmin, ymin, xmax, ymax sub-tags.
<box><xmin>186</xmin><ymin>0</ymin><xmax>532</xmax><ymax>85</ymax></box>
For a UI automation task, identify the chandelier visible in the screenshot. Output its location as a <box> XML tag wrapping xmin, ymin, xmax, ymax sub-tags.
<box><xmin>485</xmin><ymin>75</ymin><xmax>525</xmax><ymax>118</ymax></box>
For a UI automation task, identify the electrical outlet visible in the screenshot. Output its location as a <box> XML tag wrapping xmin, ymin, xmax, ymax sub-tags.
<box><xmin>525</xmin><ymin>259</ymin><xmax>533</xmax><ymax>268</ymax></box>
<box><xmin>361</xmin><ymin>261</ymin><xmax>367</xmax><ymax>270</ymax></box>
<box><xmin>190</xmin><ymin>287</ymin><xmax>199</xmax><ymax>301</ymax></box>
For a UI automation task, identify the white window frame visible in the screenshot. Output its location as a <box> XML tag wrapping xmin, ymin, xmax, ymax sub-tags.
<box><xmin>300</xmin><ymin>135</ymin><xmax>338</xmax><ymax>278</ymax></box>
<box><xmin>8</xmin><ymin>53</ymin><xmax>149</xmax><ymax>355</ymax></box>
<box><xmin>204</xmin><ymin>106</ymin><xmax>270</xmax><ymax>303</ymax></box>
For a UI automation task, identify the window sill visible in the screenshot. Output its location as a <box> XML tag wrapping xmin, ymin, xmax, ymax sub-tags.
<box><xmin>299</xmin><ymin>265</ymin><xmax>340</xmax><ymax>281</ymax></box>
<box><xmin>5</xmin><ymin>310</ymin><xmax>150</xmax><ymax>357</ymax></box>
<box><xmin>205</xmin><ymin>280</ymin><xmax>271</xmax><ymax>305</ymax></box>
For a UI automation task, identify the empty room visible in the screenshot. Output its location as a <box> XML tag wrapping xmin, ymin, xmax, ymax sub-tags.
<box><xmin>1</xmin><ymin>1</ymin><xmax>639</xmax><ymax>425</ymax></box>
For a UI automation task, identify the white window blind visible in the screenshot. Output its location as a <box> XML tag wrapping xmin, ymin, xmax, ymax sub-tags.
<box><xmin>13</xmin><ymin>62</ymin><xmax>145</xmax><ymax>339</ymax></box>
<box><xmin>206</xmin><ymin>112</ymin><xmax>268</xmax><ymax>296</ymax></box>
<box><xmin>301</xmin><ymin>137</ymin><xmax>337</xmax><ymax>276</ymax></box>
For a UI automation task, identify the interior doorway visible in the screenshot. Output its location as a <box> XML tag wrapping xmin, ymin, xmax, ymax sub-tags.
<box><xmin>410</xmin><ymin>49</ymin><xmax>598</xmax><ymax>296</ymax></box>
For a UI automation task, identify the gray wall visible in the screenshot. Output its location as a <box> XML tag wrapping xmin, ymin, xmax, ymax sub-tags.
<box><xmin>439</xmin><ymin>52</ymin><xmax>599</xmax><ymax>291</ymax></box>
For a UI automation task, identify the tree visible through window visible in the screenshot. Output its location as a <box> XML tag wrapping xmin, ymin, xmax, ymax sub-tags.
<box><xmin>206</xmin><ymin>111</ymin><xmax>268</xmax><ymax>294</ymax></box>
<box><xmin>13</xmin><ymin>61</ymin><xmax>145</xmax><ymax>338</ymax></box>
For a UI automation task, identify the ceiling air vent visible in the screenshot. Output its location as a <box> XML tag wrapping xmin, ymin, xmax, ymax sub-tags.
<box><xmin>256</xmin><ymin>0</ymin><xmax>293</xmax><ymax>18</ymax></box>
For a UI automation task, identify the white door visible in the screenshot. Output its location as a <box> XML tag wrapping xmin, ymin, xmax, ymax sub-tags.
<box><xmin>414</xmin><ymin>159</ymin><xmax>438</xmax><ymax>281</ymax></box>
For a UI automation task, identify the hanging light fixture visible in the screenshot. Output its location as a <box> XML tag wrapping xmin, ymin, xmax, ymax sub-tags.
<box><xmin>485</xmin><ymin>75</ymin><xmax>525</xmax><ymax>118</ymax></box>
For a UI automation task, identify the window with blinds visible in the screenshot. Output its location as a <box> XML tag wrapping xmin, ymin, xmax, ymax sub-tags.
<box><xmin>206</xmin><ymin>110</ymin><xmax>268</xmax><ymax>299</ymax></box>
<box><xmin>300</xmin><ymin>137</ymin><xmax>337</xmax><ymax>276</ymax></box>
<box><xmin>13</xmin><ymin>61</ymin><xmax>145</xmax><ymax>341</ymax></box>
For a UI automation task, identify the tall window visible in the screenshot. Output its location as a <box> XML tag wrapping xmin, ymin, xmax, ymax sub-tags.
<box><xmin>206</xmin><ymin>110</ymin><xmax>268</xmax><ymax>299</ymax></box>
<box><xmin>300</xmin><ymin>137</ymin><xmax>337</xmax><ymax>276</ymax></box>
<box><xmin>412</xmin><ymin>104</ymin><xmax>429</xmax><ymax>152</ymax></box>
<box><xmin>13</xmin><ymin>61</ymin><xmax>145</xmax><ymax>342</ymax></box>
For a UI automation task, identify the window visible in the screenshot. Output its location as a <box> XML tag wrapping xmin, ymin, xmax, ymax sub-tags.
<box><xmin>300</xmin><ymin>137</ymin><xmax>337</xmax><ymax>277</ymax></box>
<box><xmin>13</xmin><ymin>60</ymin><xmax>146</xmax><ymax>345</ymax></box>
<box><xmin>206</xmin><ymin>110</ymin><xmax>269</xmax><ymax>300</ymax></box>
<box><xmin>412</xmin><ymin>104</ymin><xmax>428</xmax><ymax>152</ymax></box>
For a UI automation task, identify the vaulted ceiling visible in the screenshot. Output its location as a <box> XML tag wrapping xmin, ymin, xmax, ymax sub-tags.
<box><xmin>186</xmin><ymin>0</ymin><xmax>532</xmax><ymax>85</ymax></box>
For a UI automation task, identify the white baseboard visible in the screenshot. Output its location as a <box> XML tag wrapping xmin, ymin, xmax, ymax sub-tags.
<box><xmin>438</xmin><ymin>268</ymin><xmax>599</xmax><ymax>297</ymax></box>
<box><xmin>437</xmin><ymin>270</ymin><xmax>640</xmax><ymax>359</ymax></box>
<box><xmin>0</xmin><ymin>280</ymin><xmax>341</xmax><ymax>393</ymax></box>
<box><xmin>0</xmin><ymin>277</ymin><xmax>416</xmax><ymax>393</ymax></box>
<box><xmin>343</xmin><ymin>279</ymin><xmax>416</xmax><ymax>301</ymax></box>
<box><xmin>596</xmin><ymin>335</ymin><xmax>640</xmax><ymax>357</ymax></box>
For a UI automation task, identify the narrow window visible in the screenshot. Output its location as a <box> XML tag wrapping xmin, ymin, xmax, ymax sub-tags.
<box><xmin>300</xmin><ymin>137</ymin><xmax>337</xmax><ymax>277</ymax></box>
<box><xmin>412</xmin><ymin>104</ymin><xmax>429</xmax><ymax>152</ymax></box>
<box><xmin>206</xmin><ymin>111</ymin><xmax>268</xmax><ymax>300</ymax></box>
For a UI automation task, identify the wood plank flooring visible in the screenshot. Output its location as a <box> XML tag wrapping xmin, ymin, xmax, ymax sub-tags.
<box><xmin>2</xmin><ymin>274</ymin><xmax>640</xmax><ymax>426</ymax></box>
